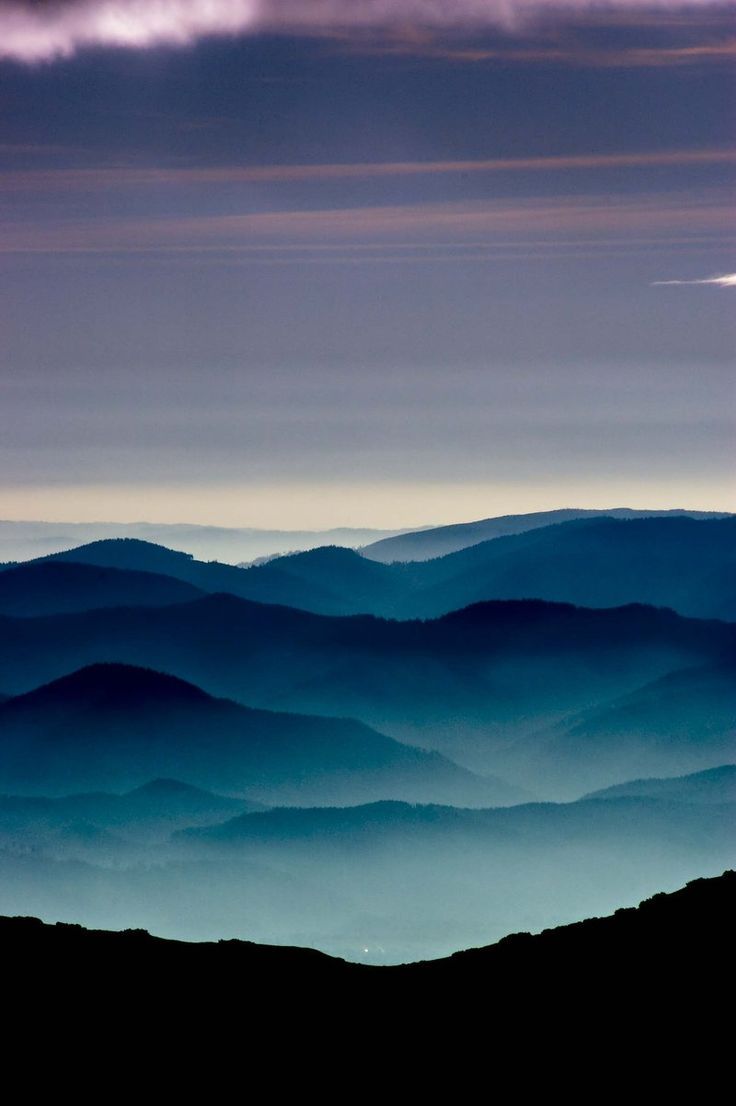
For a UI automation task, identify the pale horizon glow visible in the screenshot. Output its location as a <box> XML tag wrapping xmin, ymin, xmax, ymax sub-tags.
<box><xmin>0</xmin><ymin>480</ymin><xmax>733</xmax><ymax>530</ymax></box>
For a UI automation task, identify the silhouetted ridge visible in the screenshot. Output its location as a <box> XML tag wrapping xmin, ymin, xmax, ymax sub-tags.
<box><xmin>194</xmin><ymin>590</ymin><xmax>328</xmax><ymax>618</ymax></box>
<box><xmin>584</xmin><ymin>765</ymin><xmax>736</xmax><ymax>803</ymax></box>
<box><xmin>264</xmin><ymin>516</ymin><xmax>736</xmax><ymax>619</ymax></box>
<box><xmin>6</xmin><ymin>663</ymin><xmax>212</xmax><ymax>711</ymax></box>
<box><xmin>0</xmin><ymin>662</ymin><xmax>521</xmax><ymax>806</ymax></box>
<box><xmin>541</xmin><ymin>654</ymin><xmax>736</xmax><ymax>789</ymax></box>
<box><xmin>29</xmin><ymin>516</ymin><xmax>736</xmax><ymax>621</ymax></box>
<box><xmin>46</xmin><ymin>537</ymin><xmax>197</xmax><ymax>570</ymax></box>
<box><xmin>127</xmin><ymin>777</ymin><xmax>217</xmax><ymax>800</ymax></box>
<box><xmin>429</xmin><ymin>598</ymin><xmax>711</xmax><ymax>651</ymax></box>
<box><xmin>183</xmin><ymin>798</ymin><xmax>421</xmax><ymax>843</ymax></box>
<box><xmin>3</xmin><ymin>872</ymin><xmax>731</xmax><ymax>1087</ymax></box>
<box><xmin>363</xmin><ymin>506</ymin><xmax>733</xmax><ymax>562</ymax></box>
<box><xmin>251</xmin><ymin>543</ymin><xmax>396</xmax><ymax>582</ymax></box>
<box><xmin>0</xmin><ymin>520</ymin><xmax>409</xmax><ymax>565</ymax></box>
<box><xmin>0</xmin><ymin>586</ymin><xmax>732</xmax><ymax>799</ymax></box>
<box><xmin>277</xmin><ymin>545</ymin><xmax>367</xmax><ymax>568</ymax></box>
<box><xmin>0</xmin><ymin>559</ymin><xmax>202</xmax><ymax>617</ymax></box>
<box><xmin>0</xmin><ymin>779</ymin><xmax>261</xmax><ymax>853</ymax></box>
<box><xmin>437</xmin><ymin>598</ymin><xmax>700</xmax><ymax>627</ymax></box>
<box><xmin>0</xmin><ymin>866</ymin><xmax>731</xmax><ymax>971</ymax></box>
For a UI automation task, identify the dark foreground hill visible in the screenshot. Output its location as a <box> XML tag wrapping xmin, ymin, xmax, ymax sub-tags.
<box><xmin>2</xmin><ymin>871</ymin><xmax>732</xmax><ymax>1082</ymax></box>
<box><xmin>0</xmin><ymin>663</ymin><xmax>520</xmax><ymax>807</ymax></box>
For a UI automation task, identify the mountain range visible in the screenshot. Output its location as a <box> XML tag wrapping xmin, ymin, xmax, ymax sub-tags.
<box><xmin>13</xmin><ymin>514</ymin><xmax>734</xmax><ymax>622</ymax></box>
<box><xmin>0</xmin><ymin>777</ymin><xmax>263</xmax><ymax>856</ymax></box>
<box><xmin>0</xmin><ymin>559</ymin><xmax>203</xmax><ymax>617</ymax></box>
<box><xmin>0</xmin><ymin>504</ymin><xmax>733</xmax><ymax>968</ymax></box>
<box><xmin>0</xmin><ymin>519</ymin><xmax>410</xmax><ymax>565</ymax></box>
<box><xmin>362</xmin><ymin>506</ymin><xmax>731</xmax><ymax>562</ymax></box>
<box><xmin>534</xmin><ymin>656</ymin><xmax>736</xmax><ymax>791</ymax></box>
<box><xmin>585</xmin><ymin>764</ymin><xmax>736</xmax><ymax>804</ymax></box>
<box><xmin>4</xmin><ymin>507</ymin><xmax>725</xmax><ymax>567</ymax></box>
<box><xmin>1</xmin><ymin>591</ymin><xmax>732</xmax><ymax>792</ymax></box>
<box><xmin>0</xmin><ymin>779</ymin><xmax>732</xmax><ymax>961</ymax></box>
<box><xmin>232</xmin><ymin>514</ymin><xmax>736</xmax><ymax>619</ymax></box>
<box><xmin>0</xmin><ymin>663</ymin><xmax>520</xmax><ymax>807</ymax></box>
<box><xmin>171</xmin><ymin>787</ymin><xmax>736</xmax><ymax>958</ymax></box>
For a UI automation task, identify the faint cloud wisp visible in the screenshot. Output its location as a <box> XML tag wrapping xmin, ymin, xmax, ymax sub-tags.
<box><xmin>652</xmin><ymin>273</ymin><xmax>736</xmax><ymax>286</ymax></box>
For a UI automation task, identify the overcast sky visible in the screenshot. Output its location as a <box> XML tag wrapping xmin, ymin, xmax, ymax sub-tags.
<box><xmin>0</xmin><ymin>1</ymin><xmax>733</xmax><ymax>526</ymax></box>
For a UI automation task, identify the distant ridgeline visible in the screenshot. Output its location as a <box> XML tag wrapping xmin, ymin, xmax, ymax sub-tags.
<box><xmin>2</xmin><ymin>512</ymin><xmax>734</xmax><ymax>620</ymax></box>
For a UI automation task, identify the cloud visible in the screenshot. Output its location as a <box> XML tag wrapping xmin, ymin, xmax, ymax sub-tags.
<box><xmin>370</xmin><ymin>38</ymin><xmax>736</xmax><ymax>68</ymax></box>
<box><xmin>1</xmin><ymin>190</ymin><xmax>730</xmax><ymax>254</ymax></box>
<box><xmin>0</xmin><ymin>0</ymin><xmax>257</xmax><ymax>61</ymax></box>
<box><xmin>1</xmin><ymin>147</ymin><xmax>734</xmax><ymax>193</ymax></box>
<box><xmin>0</xmin><ymin>0</ymin><xmax>732</xmax><ymax>63</ymax></box>
<box><xmin>652</xmin><ymin>272</ymin><xmax>736</xmax><ymax>286</ymax></box>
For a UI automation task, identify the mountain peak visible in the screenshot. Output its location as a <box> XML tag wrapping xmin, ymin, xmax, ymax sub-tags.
<box><xmin>280</xmin><ymin>545</ymin><xmax>366</xmax><ymax>567</ymax></box>
<box><xmin>7</xmin><ymin>663</ymin><xmax>212</xmax><ymax>711</ymax></box>
<box><xmin>47</xmin><ymin>538</ymin><xmax>196</xmax><ymax>571</ymax></box>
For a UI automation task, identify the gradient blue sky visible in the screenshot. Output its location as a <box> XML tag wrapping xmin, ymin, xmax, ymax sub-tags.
<box><xmin>0</xmin><ymin>1</ymin><xmax>734</xmax><ymax>526</ymax></box>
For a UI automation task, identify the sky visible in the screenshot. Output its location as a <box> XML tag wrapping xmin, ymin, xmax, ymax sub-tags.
<box><xmin>0</xmin><ymin>0</ymin><xmax>734</xmax><ymax>528</ymax></box>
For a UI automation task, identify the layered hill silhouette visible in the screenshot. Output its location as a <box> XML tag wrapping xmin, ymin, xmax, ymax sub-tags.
<box><xmin>0</xmin><ymin>778</ymin><xmax>263</xmax><ymax>855</ymax></box>
<box><xmin>0</xmin><ymin>788</ymin><xmax>732</xmax><ymax>962</ymax></box>
<box><xmin>363</xmin><ymin>506</ymin><xmax>731</xmax><ymax>562</ymax></box>
<box><xmin>536</xmin><ymin>657</ymin><xmax>736</xmax><ymax>792</ymax></box>
<box><xmin>0</xmin><ymin>559</ymin><xmax>203</xmax><ymax>617</ymax></box>
<box><xmin>167</xmin><ymin>792</ymin><xmax>736</xmax><ymax>958</ymax></box>
<box><xmin>585</xmin><ymin>764</ymin><xmax>736</xmax><ymax>804</ymax></box>
<box><xmin>22</xmin><ymin>516</ymin><xmax>734</xmax><ymax>621</ymax></box>
<box><xmin>270</xmin><ymin>515</ymin><xmax>736</xmax><ymax>620</ymax></box>
<box><xmin>0</xmin><ymin>512</ymin><xmax>731</xmax><ymax>954</ymax></box>
<box><xmin>181</xmin><ymin>791</ymin><xmax>736</xmax><ymax>855</ymax></box>
<box><xmin>32</xmin><ymin>535</ymin><xmax>397</xmax><ymax>615</ymax></box>
<box><xmin>0</xmin><ymin>593</ymin><xmax>732</xmax><ymax>791</ymax></box>
<box><xmin>394</xmin><ymin>515</ymin><xmax>736</xmax><ymax>621</ymax></box>
<box><xmin>0</xmin><ymin>663</ymin><xmax>521</xmax><ymax>807</ymax></box>
<box><xmin>13</xmin><ymin>536</ymin><xmax>366</xmax><ymax>614</ymax></box>
<box><xmin>0</xmin><ymin>519</ymin><xmax>407</xmax><ymax>565</ymax></box>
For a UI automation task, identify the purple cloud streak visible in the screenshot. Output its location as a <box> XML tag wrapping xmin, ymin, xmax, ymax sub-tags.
<box><xmin>0</xmin><ymin>0</ymin><xmax>732</xmax><ymax>62</ymax></box>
